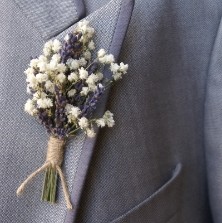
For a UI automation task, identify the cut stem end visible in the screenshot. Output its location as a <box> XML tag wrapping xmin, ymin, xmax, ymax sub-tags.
<box><xmin>41</xmin><ymin>166</ymin><xmax>58</xmax><ymax>204</ymax></box>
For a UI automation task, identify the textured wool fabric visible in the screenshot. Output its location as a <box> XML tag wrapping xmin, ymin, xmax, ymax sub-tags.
<box><xmin>0</xmin><ymin>0</ymin><xmax>126</xmax><ymax>222</ymax></box>
<box><xmin>73</xmin><ymin>0</ymin><xmax>222</xmax><ymax>222</ymax></box>
<box><xmin>112</xmin><ymin>163</ymin><xmax>183</xmax><ymax>223</ymax></box>
<box><xmin>13</xmin><ymin>0</ymin><xmax>85</xmax><ymax>39</ymax></box>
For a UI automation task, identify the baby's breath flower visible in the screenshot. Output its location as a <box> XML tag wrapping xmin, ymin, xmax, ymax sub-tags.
<box><xmin>52</xmin><ymin>39</ymin><xmax>62</xmax><ymax>52</ymax></box>
<box><xmin>80</xmin><ymin>86</ymin><xmax>89</xmax><ymax>96</ymax></box>
<box><xmin>78</xmin><ymin>58</ymin><xmax>87</xmax><ymax>66</ymax></box>
<box><xmin>68</xmin><ymin>72</ymin><xmax>79</xmax><ymax>82</ymax></box>
<box><xmin>67</xmin><ymin>89</ymin><xmax>76</xmax><ymax>97</ymax></box>
<box><xmin>37</xmin><ymin>98</ymin><xmax>53</xmax><ymax>109</ymax></box>
<box><xmin>91</xmin><ymin>73</ymin><xmax>100</xmax><ymax>83</ymax></box>
<box><xmin>110</xmin><ymin>63</ymin><xmax>119</xmax><ymax>73</ymax></box>
<box><xmin>49</xmin><ymin>60</ymin><xmax>57</xmax><ymax>71</ymax></box>
<box><xmin>96</xmin><ymin>118</ymin><xmax>106</xmax><ymax>127</ymax></box>
<box><xmin>45</xmin><ymin>80</ymin><xmax>55</xmax><ymax>93</ymax></box>
<box><xmin>95</xmin><ymin>72</ymin><xmax>103</xmax><ymax>81</ymax></box>
<box><xmin>77</xmin><ymin>20</ymin><xmax>94</xmax><ymax>41</ymax></box>
<box><xmin>86</xmin><ymin>73</ymin><xmax>97</xmax><ymax>85</ymax></box>
<box><xmin>69</xmin><ymin>106</ymin><xmax>81</xmax><ymax>118</ymax></box>
<box><xmin>43</xmin><ymin>47</ymin><xmax>51</xmax><ymax>56</ymax></box>
<box><xmin>44</xmin><ymin>40</ymin><xmax>53</xmax><ymax>49</ymax></box>
<box><xmin>106</xmin><ymin>54</ymin><xmax>115</xmax><ymax>63</ymax></box>
<box><xmin>78</xmin><ymin>20</ymin><xmax>90</xmax><ymax>29</ymax></box>
<box><xmin>66</xmin><ymin>58</ymin><xmax>79</xmax><ymax>70</ymax></box>
<box><xmin>112</xmin><ymin>72</ymin><xmax>123</xmax><ymax>80</ymax></box>
<box><xmin>38</xmin><ymin>55</ymin><xmax>48</xmax><ymax>62</ymax></box>
<box><xmin>98</xmin><ymin>56</ymin><xmax>106</xmax><ymax>64</ymax></box>
<box><xmin>64</xmin><ymin>34</ymin><xmax>70</xmax><ymax>42</ymax></box>
<box><xmin>37</xmin><ymin>61</ymin><xmax>47</xmax><ymax>72</ymax></box>
<box><xmin>43</xmin><ymin>44</ymin><xmax>51</xmax><ymax>56</ymax></box>
<box><xmin>98</xmin><ymin>83</ymin><xmax>104</xmax><ymax>89</ymax></box>
<box><xmin>30</xmin><ymin>58</ymin><xmax>39</xmax><ymax>68</ymax></box>
<box><xmin>65</xmin><ymin>104</ymin><xmax>73</xmax><ymax>114</ymax></box>
<box><xmin>67</xmin><ymin>72</ymin><xmax>78</xmax><ymax>82</ymax></box>
<box><xmin>119</xmin><ymin>62</ymin><xmax>128</xmax><ymax>73</ymax></box>
<box><xmin>24</xmin><ymin>99</ymin><xmax>37</xmax><ymax>116</ymax></box>
<box><xmin>27</xmin><ymin>85</ymin><xmax>32</xmax><ymax>94</ymax></box>
<box><xmin>97</xmin><ymin>49</ymin><xmax>106</xmax><ymax>58</ymax></box>
<box><xmin>51</xmin><ymin>54</ymin><xmax>61</xmax><ymax>63</ymax></box>
<box><xmin>103</xmin><ymin>110</ymin><xmax>115</xmax><ymax>127</ymax></box>
<box><xmin>33</xmin><ymin>91</ymin><xmax>47</xmax><ymax>99</ymax></box>
<box><xmin>24</xmin><ymin>67</ymin><xmax>35</xmax><ymax>76</ymax></box>
<box><xmin>86</xmin><ymin>128</ymin><xmax>96</xmax><ymax>137</ymax></box>
<box><xmin>110</xmin><ymin>62</ymin><xmax>128</xmax><ymax>80</ymax></box>
<box><xmin>56</xmin><ymin>73</ymin><xmax>66</xmax><ymax>83</ymax></box>
<box><xmin>88</xmin><ymin>84</ymin><xmax>97</xmax><ymax>92</ymax></box>
<box><xmin>26</xmin><ymin>73</ymin><xmax>38</xmax><ymax>89</ymax></box>
<box><xmin>79</xmin><ymin>67</ymin><xmax>88</xmax><ymax>80</ymax></box>
<box><xmin>78</xmin><ymin>117</ymin><xmax>89</xmax><ymax>129</ymax></box>
<box><xmin>84</xmin><ymin>51</ymin><xmax>91</xmax><ymax>60</ymax></box>
<box><xmin>98</xmin><ymin>54</ymin><xmax>115</xmax><ymax>64</ymax></box>
<box><xmin>57</xmin><ymin>63</ymin><xmax>67</xmax><ymax>73</ymax></box>
<box><xmin>88</xmin><ymin>40</ymin><xmax>95</xmax><ymax>50</ymax></box>
<box><xmin>67</xmin><ymin>106</ymin><xmax>81</xmax><ymax>123</ymax></box>
<box><xmin>36</xmin><ymin>73</ymin><xmax>48</xmax><ymax>83</ymax></box>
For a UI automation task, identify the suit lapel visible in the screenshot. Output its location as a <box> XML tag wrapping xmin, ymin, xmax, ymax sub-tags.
<box><xmin>52</xmin><ymin>0</ymin><xmax>134</xmax><ymax>221</ymax></box>
<box><xmin>13</xmin><ymin>0</ymin><xmax>85</xmax><ymax>39</ymax></box>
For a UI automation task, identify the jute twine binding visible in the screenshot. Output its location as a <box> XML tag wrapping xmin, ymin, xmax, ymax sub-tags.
<box><xmin>16</xmin><ymin>136</ymin><xmax>72</xmax><ymax>209</ymax></box>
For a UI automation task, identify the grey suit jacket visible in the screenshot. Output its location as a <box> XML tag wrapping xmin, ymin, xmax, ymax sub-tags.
<box><xmin>1</xmin><ymin>0</ymin><xmax>222</xmax><ymax>222</ymax></box>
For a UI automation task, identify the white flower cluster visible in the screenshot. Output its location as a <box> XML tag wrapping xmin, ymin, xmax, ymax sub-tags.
<box><xmin>96</xmin><ymin>111</ymin><xmax>115</xmax><ymax>128</ymax></box>
<box><xmin>24</xmin><ymin>20</ymin><xmax>128</xmax><ymax>139</ymax></box>
<box><xmin>76</xmin><ymin>20</ymin><xmax>95</xmax><ymax>43</ymax></box>
<box><xmin>65</xmin><ymin>104</ymin><xmax>114</xmax><ymax>137</ymax></box>
<box><xmin>110</xmin><ymin>62</ymin><xmax>128</xmax><ymax>80</ymax></box>
<box><xmin>24</xmin><ymin>90</ymin><xmax>53</xmax><ymax>115</ymax></box>
<box><xmin>96</xmin><ymin>48</ymin><xmax>128</xmax><ymax>80</ymax></box>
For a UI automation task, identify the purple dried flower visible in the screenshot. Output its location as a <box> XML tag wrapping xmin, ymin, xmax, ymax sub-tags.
<box><xmin>81</xmin><ymin>84</ymin><xmax>105</xmax><ymax>117</ymax></box>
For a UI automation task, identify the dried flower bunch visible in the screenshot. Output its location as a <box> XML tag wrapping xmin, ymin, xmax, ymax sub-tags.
<box><xmin>24</xmin><ymin>20</ymin><xmax>128</xmax><ymax>139</ymax></box>
<box><xmin>17</xmin><ymin>20</ymin><xmax>128</xmax><ymax>209</ymax></box>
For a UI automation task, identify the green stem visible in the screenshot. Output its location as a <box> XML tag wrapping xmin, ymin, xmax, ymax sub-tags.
<box><xmin>41</xmin><ymin>166</ymin><xmax>58</xmax><ymax>203</ymax></box>
<box><xmin>66</xmin><ymin>82</ymin><xmax>76</xmax><ymax>92</ymax></box>
<box><xmin>68</xmin><ymin>119</ymin><xmax>97</xmax><ymax>136</ymax></box>
<box><xmin>68</xmin><ymin>127</ymin><xmax>81</xmax><ymax>135</ymax></box>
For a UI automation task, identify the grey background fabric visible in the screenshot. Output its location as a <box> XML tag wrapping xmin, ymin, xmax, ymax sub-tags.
<box><xmin>1</xmin><ymin>0</ymin><xmax>222</xmax><ymax>222</ymax></box>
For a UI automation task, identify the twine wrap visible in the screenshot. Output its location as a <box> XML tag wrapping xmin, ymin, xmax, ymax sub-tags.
<box><xmin>16</xmin><ymin>136</ymin><xmax>73</xmax><ymax>209</ymax></box>
<box><xmin>46</xmin><ymin>136</ymin><xmax>65</xmax><ymax>167</ymax></box>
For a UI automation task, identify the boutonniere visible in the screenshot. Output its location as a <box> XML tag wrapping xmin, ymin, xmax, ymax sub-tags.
<box><xmin>16</xmin><ymin>20</ymin><xmax>128</xmax><ymax>209</ymax></box>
